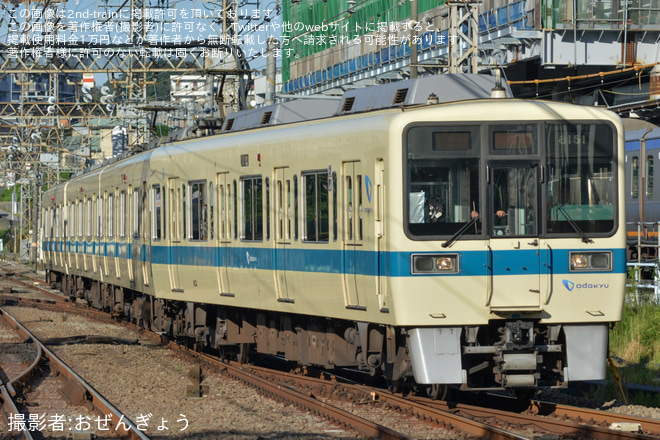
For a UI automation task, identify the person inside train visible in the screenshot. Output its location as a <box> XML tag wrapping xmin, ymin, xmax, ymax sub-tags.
<box><xmin>470</xmin><ymin>170</ymin><xmax>508</xmax><ymax>220</ymax></box>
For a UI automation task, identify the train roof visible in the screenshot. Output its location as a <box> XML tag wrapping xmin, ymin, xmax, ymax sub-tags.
<box><xmin>221</xmin><ymin>74</ymin><xmax>513</xmax><ymax>133</ymax></box>
<box><xmin>65</xmin><ymin>76</ymin><xmax>621</xmax><ymax>183</ymax></box>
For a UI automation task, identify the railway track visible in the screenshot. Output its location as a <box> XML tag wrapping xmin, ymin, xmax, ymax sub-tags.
<box><xmin>0</xmin><ymin>307</ymin><xmax>149</xmax><ymax>440</ymax></box>
<box><xmin>201</xmin><ymin>361</ymin><xmax>660</xmax><ymax>440</ymax></box>
<box><xmin>1</xmin><ymin>263</ymin><xmax>660</xmax><ymax>439</ymax></box>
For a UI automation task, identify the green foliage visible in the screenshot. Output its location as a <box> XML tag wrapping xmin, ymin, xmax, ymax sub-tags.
<box><xmin>154</xmin><ymin>124</ymin><xmax>170</xmax><ymax>137</ymax></box>
<box><xmin>0</xmin><ymin>228</ymin><xmax>15</xmax><ymax>253</ymax></box>
<box><xmin>605</xmin><ymin>268</ymin><xmax>660</xmax><ymax>406</ymax></box>
<box><xmin>0</xmin><ymin>187</ymin><xmax>19</xmax><ymax>202</ymax></box>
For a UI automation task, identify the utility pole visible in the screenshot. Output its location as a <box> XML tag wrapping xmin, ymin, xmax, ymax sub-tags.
<box><xmin>447</xmin><ymin>0</ymin><xmax>481</xmax><ymax>74</ymax></box>
<box><xmin>265</xmin><ymin>38</ymin><xmax>279</xmax><ymax>105</ymax></box>
<box><xmin>410</xmin><ymin>0</ymin><xmax>418</xmax><ymax>79</ymax></box>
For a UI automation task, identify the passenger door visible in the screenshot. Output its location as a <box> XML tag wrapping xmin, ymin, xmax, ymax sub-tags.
<box><xmin>168</xmin><ymin>177</ymin><xmax>183</xmax><ymax>291</ymax></box>
<box><xmin>216</xmin><ymin>172</ymin><xmax>232</xmax><ymax>294</ymax></box>
<box><xmin>342</xmin><ymin>161</ymin><xmax>364</xmax><ymax>309</ymax></box>
<box><xmin>141</xmin><ymin>181</ymin><xmax>151</xmax><ymax>286</ymax></box>
<box><xmin>374</xmin><ymin>159</ymin><xmax>388</xmax><ymax>311</ymax></box>
<box><xmin>488</xmin><ymin>163</ymin><xmax>541</xmax><ymax>310</ymax></box>
<box><xmin>274</xmin><ymin>167</ymin><xmax>292</xmax><ymax>302</ymax></box>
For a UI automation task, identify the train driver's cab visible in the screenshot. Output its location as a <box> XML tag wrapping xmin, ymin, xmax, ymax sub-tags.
<box><xmin>489</xmin><ymin>166</ymin><xmax>538</xmax><ymax>237</ymax></box>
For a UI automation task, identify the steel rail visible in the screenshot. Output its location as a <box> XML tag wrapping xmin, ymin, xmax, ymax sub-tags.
<box><xmin>530</xmin><ymin>400</ymin><xmax>660</xmax><ymax>435</ymax></box>
<box><xmin>0</xmin><ymin>271</ymin><xmax>68</xmax><ymax>303</ymax></box>
<box><xmin>174</xmin><ymin>347</ymin><xmax>529</xmax><ymax>440</ymax></box>
<box><xmin>233</xmin><ymin>364</ymin><xmax>660</xmax><ymax>440</ymax></box>
<box><xmin>172</xmin><ymin>345</ymin><xmax>419</xmax><ymax>440</ymax></box>
<box><xmin>0</xmin><ymin>307</ymin><xmax>151</xmax><ymax>440</ymax></box>
<box><xmin>414</xmin><ymin>397</ymin><xmax>660</xmax><ymax>440</ymax></box>
<box><xmin>1</xmin><ymin>385</ymin><xmax>35</xmax><ymax>440</ymax></box>
<box><xmin>7</xmin><ymin>334</ymin><xmax>42</xmax><ymax>394</ymax></box>
<box><xmin>6</xmin><ymin>265</ymin><xmax>652</xmax><ymax>439</ymax></box>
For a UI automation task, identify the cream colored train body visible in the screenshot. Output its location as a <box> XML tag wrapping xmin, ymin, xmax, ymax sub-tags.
<box><xmin>42</xmin><ymin>77</ymin><xmax>626</xmax><ymax>392</ymax></box>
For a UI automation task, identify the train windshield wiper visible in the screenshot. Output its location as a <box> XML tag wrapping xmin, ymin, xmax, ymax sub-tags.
<box><xmin>557</xmin><ymin>204</ymin><xmax>593</xmax><ymax>244</ymax></box>
<box><xmin>442</xmin><ymin>215</ymin><xmax>479</xmax><ymax>248</ymax></box>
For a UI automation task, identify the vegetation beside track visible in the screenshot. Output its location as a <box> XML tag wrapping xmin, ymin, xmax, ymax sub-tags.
<box><xmin>595</xmin><ymin>271</ymin><xmax>660</xmax><ymax>407</ymax></box>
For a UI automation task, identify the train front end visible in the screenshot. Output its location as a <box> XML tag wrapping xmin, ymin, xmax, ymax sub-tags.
<box><xmin>395</xmin><ymin>100</ymin><xmax>626</xmax><ymax>391</ymax></box>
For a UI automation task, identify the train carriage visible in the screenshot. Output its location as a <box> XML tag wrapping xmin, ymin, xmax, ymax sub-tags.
<box><xmin>42</xmin><ymin>74</ymin><xmax>626</xmax><ymax>392</ymax></box>
<box><xmin>625</xmin><ymin>127</ymin><xmax>660</xmax><ymax>261</ymax></box>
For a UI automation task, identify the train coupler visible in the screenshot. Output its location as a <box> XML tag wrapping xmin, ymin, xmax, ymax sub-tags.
<box><xmin>494</xmin><ymin>351</ymin><xmax>542</xmax><ymax>387</ymax></box>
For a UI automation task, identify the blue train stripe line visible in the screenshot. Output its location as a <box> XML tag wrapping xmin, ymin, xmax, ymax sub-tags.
<box><xmin>43</xmin><ymin>240</ymin><xmax>627</xmax><ymax>277</ymax></box>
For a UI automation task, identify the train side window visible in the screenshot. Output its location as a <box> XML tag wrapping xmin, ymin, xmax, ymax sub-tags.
<box><xmin>78</xmin><ymin>200</ymin><xmax>83</xmax><ymax>238</ymax></box>
<box><xmin>209</xmin><ymin>183</ymin><xmax>214</xmax><ymax>240</ymax></box>
<box><xmin>218</xmin><ymin>184</ymin><xmax>225</xmax><ymax>239</ymax></box>
<box><xmin>119</xmin><ymin>191</ymin><xmax>126</xmax><ymax>238</ymax></box>
<box><xmin>233</xmin><ymin>180</ymin><xmax>238</xmax><ymax>240</ymax></box>
<box><xmin>108</xmin><ymin>194</ymin><xmax>114</xmax><ymax>238</ymax></box>
<box><xmin>86</xmin><ymin>197</ymin><xmax>92</xmax><ymax>238</ymax></box>
<box><xmin>162</xmin><ymin>190</ymin><xmax>166</xmax><ymax>240</ymax></box>
<box><xmin>189</xmin><ymin>180</ymin><xmax>208</xmax><ymax>241</ymax></box>
<box><xmin>69</xmin><ymin>203</ymin><xmax>74</xmax><ymax>240</ymax></box>
<box><xmin>357</xmin><ymin>174</ymin><xmax>363</xmax><ymax>240</ymax></box>
<box><xmin>226</xmin><ymin>184</ymin><xmax>231</xmax><ymax>241</ymax></box>
<box><xmin>346</xmin><ymin>175</ymin><xmax>353</xmax><ymax>240</ymax></box>
<box><xmin>303</xmin><ymin>170</ymin><xmax>329</xmax><ymax>242</ymax></box>
<box><xmin>47</xmin><ymin>207</ymin><xmax>52</xmax><ymax>239</ymax></box>
<box><xmin>43</xmin><ymin>208</ymin><xmax>47</xmax><ymax>240</ymax></box>
<box><xmin>141</xmin><ymin>182</ymin><xmax>147</xmax><ymax>240</ymax></box>
<box><xmin>241</xmin><ymin>176</ymin><xmax>263</xmax><ymax>241</ymax></box>
<box><xmin>632</xmin><ymin>156</ymin><xmax>639</xmax><ymax>199</ymax></box>
<box><xmin>332</xmin><ymin>171</ymin><xmax>338</xmax><ymax>241</ymax></box>
<box><xmin>170</xmin><ymin>185</ymin><xmax>179</xmax><ymax>240</ymax></box>
<box><xmin>55</xmin><ymin>206</ymin><xmax>60</xmax><ymax>238</ymax></box>
<box><xmin>265</xmin><ymin>178</ymin><xmax>270</xmax><ymax>241</ymax></box>
<box><xmin>182</xmin><ymin>184</ymin><xmax>187</xmax><ymax>239</ymax></box>
<box><xmin>286</xmin><ymin>179</ymin><xmax>292</xmax><ymax>239</ymax></box>
<box><xmin>93</xmin><ymin>195</ymin><xmax>98</xmax><ymax>238</ymax></box>
<box><xmin>63</xmin><ymin>204</ymin><xmax>67</xmax><ymax>239</ymax></box>
<box><xmin>153</xmin><ymin>184</ymin><xmax>162</xmax><ymax>240</ymax></box>
<box><xmin>294</xmin><ymin>175</ymin><xmax>299</xmax><ymax>241</ymax></box>
<box><xmin>647</xmin><ymin>155</ymin><xmax>654</xmax><ymax>198</ymax></box>
<box><xmin>98</xmin><ymin>194</ymin><xmax>104</xmax><ymax>238</ymax></box>
<box><xmin>133</xmin><ymin>189</ymin><xmax>139</xmax><ymax>238</ymax></box>
<box><xmin>277</xmin><ymin>180</ymin><xmax>283</xmax><ymax>239</ymax></box>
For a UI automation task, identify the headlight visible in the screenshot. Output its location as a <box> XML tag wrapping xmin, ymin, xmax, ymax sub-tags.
<box><xmin>412</xmin><ymin>254</ymin><xmax>459</xmax><ymax>274</ymax></box>
<box><xmin>569</xmin><ymin>251</ymin><xmax>612</xmax><ymax>271</ymax></box>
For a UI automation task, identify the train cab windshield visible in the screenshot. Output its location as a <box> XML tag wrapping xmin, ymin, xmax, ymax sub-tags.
<box><xmin>405</xmin><ymin>122</ymin><xmax>616</xmax><ymax>240</ymax></box>
<box><xmin>407</xmin><ymin>125</ymin><xmax>481</xmax><ymax>237</ymax></box>
<box><xmin>545</xmin><ymin>123</ymin><xmax>615</xmax><ymax>235</ymax></box>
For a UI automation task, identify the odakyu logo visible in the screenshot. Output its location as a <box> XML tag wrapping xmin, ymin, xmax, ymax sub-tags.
<box><xmin>365</xmin><ymin>175</ymin><xmax>373</xmax><ymax>203</ymax></box>
<box><xmin>562</xmin><ymin>279</ymin><xmax>609</xmax><ymax>291</ymax></box>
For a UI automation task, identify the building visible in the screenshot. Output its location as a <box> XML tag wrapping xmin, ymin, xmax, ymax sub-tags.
<box><xmin>282</xmin><ymin>0</ymin><xmax>660</xmax><ymax>123</ymax></box>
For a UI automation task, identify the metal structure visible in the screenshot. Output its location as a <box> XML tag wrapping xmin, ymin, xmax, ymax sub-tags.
<box><xmin>0</xmin><ymin>0</ymin><xmax>261</xmax><ymax>261</ymax></box>
<box><xmin>282</xmin><ymin>0</ymin><xmax>660</xmax><ymax>125</ymax></box>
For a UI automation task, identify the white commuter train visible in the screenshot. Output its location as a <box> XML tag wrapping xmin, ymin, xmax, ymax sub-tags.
<box><xmin>42</xmin><ymin>74</ymin><xmax>626</xmax><ymax>393</ymax></box>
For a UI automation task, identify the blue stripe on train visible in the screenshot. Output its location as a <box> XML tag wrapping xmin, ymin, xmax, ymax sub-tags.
<box><xmin>43</xmin><ymin>240</ymin><xmax>627</xmax><ymax>277</ymax></box>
